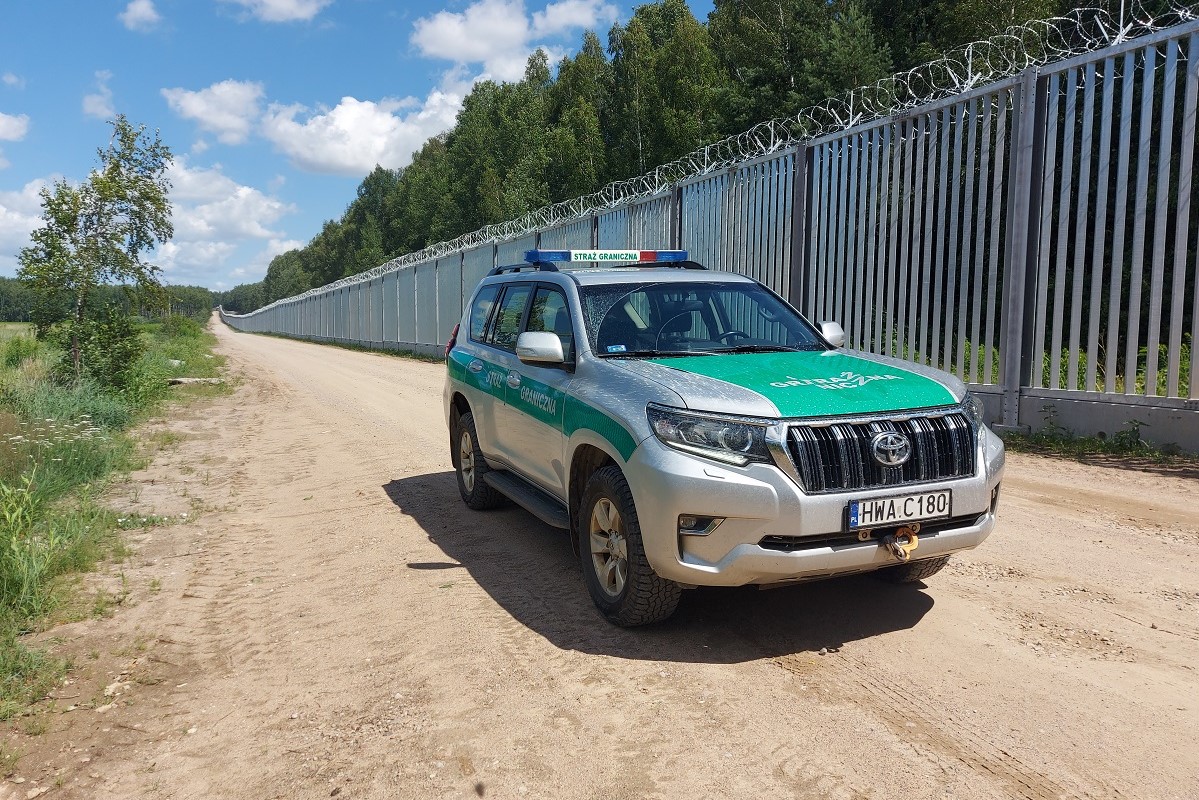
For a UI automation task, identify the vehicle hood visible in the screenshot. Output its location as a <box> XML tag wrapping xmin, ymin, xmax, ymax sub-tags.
<box><xmin>616</xmin><ymin>349</ymin><xmax>961</xmax><ymax>419</ymax></box>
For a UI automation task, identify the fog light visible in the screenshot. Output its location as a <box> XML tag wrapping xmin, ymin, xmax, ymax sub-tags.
<box><xmin>991</xmin><ymin>484</ymin><xmax>1002</xmax><ymax>513</ymax></box>
<box><xmin>678</xmin><ymin>515</ymin><xmax>724</xmax><ymax>536</ymax></box>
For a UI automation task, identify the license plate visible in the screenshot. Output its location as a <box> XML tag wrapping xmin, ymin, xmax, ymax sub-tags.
<box><xmin>848</xmin><ymin>490</ymin><xmax>952</xmax><ymax>529</ymax></box>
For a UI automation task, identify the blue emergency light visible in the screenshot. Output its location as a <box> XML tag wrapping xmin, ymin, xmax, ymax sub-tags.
<box><xmin>524</xmin><ymin>249</ymin><xmax>689</xmax><ymax>264</ymax></box>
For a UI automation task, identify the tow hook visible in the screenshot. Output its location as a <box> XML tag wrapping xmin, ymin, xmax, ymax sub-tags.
<box><xmin>883</xmin><ymin>524</ymin><xmax>921</xmax><ymax>563</ymax></box>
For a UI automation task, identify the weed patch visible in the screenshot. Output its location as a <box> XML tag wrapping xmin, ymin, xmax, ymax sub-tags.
<box><xmin>0</xmin><ymin>313</ymin><xmax>221</xmax><ymax>718</ymax></box>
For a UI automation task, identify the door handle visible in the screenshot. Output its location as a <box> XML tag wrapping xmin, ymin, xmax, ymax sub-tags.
<box><xmin>468</xmin><ymin>360</ymin><xmax>484</xmax><ymax>374</ymax></box>
<box><xmin>506</xmin><ymin>371</ymin><xmax>521</xmax><ymax>389</ymax></box>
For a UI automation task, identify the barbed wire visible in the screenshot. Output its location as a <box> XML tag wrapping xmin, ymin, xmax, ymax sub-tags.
<box><xmin>228</xmin><ymin>1</ymin><xmax>1199</xmax><ymax>317</ymax></box>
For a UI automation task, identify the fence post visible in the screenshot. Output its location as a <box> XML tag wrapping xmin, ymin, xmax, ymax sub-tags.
<box><xmin>673</xmin><ymin>185</ymin><xmax>683</xmax><ymax>249</ymax></box>
<box><xmin>997</xmin><ymin>67</ymin><xmax>1047</xmax><ymax>430</ymax></box>
<box><xmin>787</xmin><ymin>144</ymin><xmax>809</xmax><ymax>314</ymax></box>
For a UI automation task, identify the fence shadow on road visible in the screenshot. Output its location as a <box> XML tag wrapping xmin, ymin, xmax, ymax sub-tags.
<box><xmin>383</xmin><ymin>471</ymin><xmax>935</xmax><ymax>665</ymax></box>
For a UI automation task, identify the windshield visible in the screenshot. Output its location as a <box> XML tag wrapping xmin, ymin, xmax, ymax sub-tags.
<box><xmin>579</xmin><ymin>281</ymin><xmax>827</xmax><ymax>357</ymax></box>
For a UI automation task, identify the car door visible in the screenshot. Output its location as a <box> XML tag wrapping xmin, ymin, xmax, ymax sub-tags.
<box><xmin>479</xmin><ymin>281</ymin><xmax>534</xmax><ymax>467</ymax></box>
<box><xmin>501</xmin><ymin>284</ymin><xmax>576</xmax><ymax>498</ymax></box>
<box><xmin>450</xmin><ymin>283</ymin><xmax>508</xmax><ymax>457</ymax></box>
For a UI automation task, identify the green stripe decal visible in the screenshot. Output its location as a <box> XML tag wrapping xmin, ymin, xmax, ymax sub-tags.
<box><xmin>513</xmin><ymin>373</ymin><xmax>565</xmax><ymax>428</ymax></box>
<box><xmin>645</xmin><ymin>351</ymin><xmax>956</xmax><ymax>417</ymax></box>
<box><xmin>564</xmin><ymin>397</ymin><xmax>638</xmax><ymax>461</ymax></box>
<box><xmin>449</xmin><ymin>350</ymin><xmax>637</xmax><ymax>461</ymax></box>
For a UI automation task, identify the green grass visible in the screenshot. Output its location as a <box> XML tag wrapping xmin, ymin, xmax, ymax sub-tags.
<box><xmin>0</xmin><ymin>313</ymin><xmax>222</xmax><ymax>723</ymax></box>
<box><xmin>1001</xmin><ymin>414</ymin><xmax>1199</xmax><ymax>467</ymax></box>
<box><xmin>0</xmin><ymin>324</ymin><xmax>32</xmax><ymax>344</ymax></box>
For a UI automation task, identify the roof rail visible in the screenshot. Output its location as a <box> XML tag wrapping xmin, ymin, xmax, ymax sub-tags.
<box><xmin>486</xmin><ymin>262</ymin><xmax>561</xmax><ymax>277</ymax></box>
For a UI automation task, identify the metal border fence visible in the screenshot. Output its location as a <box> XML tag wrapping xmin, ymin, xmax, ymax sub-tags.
<box><xmin>222</xmin><ymin>9</ymin><xmax>1199</xmax><ymax>450</ymax></box>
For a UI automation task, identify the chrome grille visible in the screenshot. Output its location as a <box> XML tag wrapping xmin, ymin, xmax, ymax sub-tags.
<box><xmin>785</xmin><ymin>411</ymin><xmax>975</xmax><ymax>493</ymax></box>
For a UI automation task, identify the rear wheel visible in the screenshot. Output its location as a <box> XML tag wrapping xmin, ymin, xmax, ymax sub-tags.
<box><xmin>874</xmin><ymin>555</ymin><xmax>951</xmax><ymax>584</ymax></box>
<box><xmin>579</xmin><ymin>466</ymin><xmax>680</xmax><ymax>626</ymax></box>
<box><xmin>453</xmin><ymin>412</ymin><xmax>504</xmax><ymax>510</ymax></box>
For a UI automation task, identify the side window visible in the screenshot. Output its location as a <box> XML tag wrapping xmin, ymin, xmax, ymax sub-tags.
<box><xmin>488</xmin><ymin>284</ymin><xmax>532</xmax><ymax>351</ymax></box>
<box><xmin>468</xmin><ymin>285</ymin><xmax>500</xmax><ymax>342</ymax></box>
<box><xmin>527</xmin><ymin>287</ymin><xmax>575</xmax><ymax>361</ymax></box>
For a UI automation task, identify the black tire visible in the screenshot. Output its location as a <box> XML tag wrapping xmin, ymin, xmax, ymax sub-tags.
<box><xmin>578</xmin><ymin>465</ymin><xmax>681</xmax><ymax>626</ymax></box>
<box><xmin>874</xmin><ymin>555</ymin><xmax>951</xmax><ymax>584</ymax></box>
<box><xmin>452</xmin><ymin>412</ymin><xmax>505</xmax><ymax>510</ymax></box>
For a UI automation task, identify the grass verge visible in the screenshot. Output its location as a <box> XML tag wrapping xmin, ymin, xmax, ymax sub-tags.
<box><xmin>1000</xmin><ymin>420</ymin><xmax>1199</xmax><ymax>472</ymax></box>
<box><xmin>0</xmin><ymin>315</ymin><xmax>224</xmax><ymax>723</ymax></box>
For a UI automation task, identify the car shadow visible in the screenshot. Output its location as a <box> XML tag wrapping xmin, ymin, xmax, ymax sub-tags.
<box><xmin>383</xmin><ymin>472</ymin><xmax>935</xmax><ymax>664</ymax></box>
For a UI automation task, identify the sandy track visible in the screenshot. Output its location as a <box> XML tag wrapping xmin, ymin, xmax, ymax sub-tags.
<box><xmin>5</xmin><ymin>322</ymin><xmax>1198</xmax><ymax>800</ymax></box>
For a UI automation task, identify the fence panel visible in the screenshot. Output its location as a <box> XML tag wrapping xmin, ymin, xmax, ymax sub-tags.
<box><xmin>398</xmin><ymin>268</ymin><xmax>416</xmax><ymax>343</ymax></box>
<box><xmin>462</xmin><ymin>246</ymin><xmax>494</xmax><ymax>303</ymax></box>
<box><xmin>628</xmin><ymin>194</ymin><xmax>675</xmax><ymax>248</ymax></box>
<box><xmin>679</xmin><ymin>172</ymin><xmax>729</xmax><ymax>270</ymax></box>
<box><xmin>804</xmin><ymin>81</ymin><xmax>1018</xmax><ymax>388</ymax></box>
<box><xmin>382</xmin><ymin>272</ymin><xmax>398</xmax><ymax>343</ymax></box>
<box><xmin>497</xmin><ymin>235</ymin><xmax>537</xmax><ymax>267</ymax></box>
<box><xmin>437</xmin><ymin>256</ymin><xmax>464</xmax><ymax>346</ymax></box>
<box><xmin>597</xmin><ymin>207</ymin><xmax>630</xmax><ymax>248</ymax></box>
<box><xmin>1030</xmin><ymin>31</ymin><xmax>1198</xmax><ymax>399</ymax></box>
<box><xmin>540</xmin><ymin>218</ymin><xmax>594</xmax><ymax>250</ymax></box>
<box><xmin>414</xmin><ymin>261</ymin><xmax>437</xmax><ymax>345</ymax></box>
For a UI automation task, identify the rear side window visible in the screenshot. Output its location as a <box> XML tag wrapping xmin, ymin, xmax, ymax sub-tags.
<box><xmin>468</xmin><ymin>285</ymin><xmax>500</xmax><ymax>342</ymax></box>
<box><xmin>489</xmin><ymin>284</ymin><xmax>532</xmax><ymax>351</ymax></box>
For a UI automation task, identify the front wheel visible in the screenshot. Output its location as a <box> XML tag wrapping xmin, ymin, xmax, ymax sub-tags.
<box><xmin>578</xmin><ymin>466</ymin><xmax>681</xmax><ymax>626</ymax></box>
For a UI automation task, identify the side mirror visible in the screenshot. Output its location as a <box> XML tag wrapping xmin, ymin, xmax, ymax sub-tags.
<box><xmin>516</xmin><ymin>331</ymin><xmax>566</xmax><ymax>365</ymax></box>
<box><xmin>819</xmin><ymin>321</ymin><xmax>846</xmax><ymax>348</ymax></box>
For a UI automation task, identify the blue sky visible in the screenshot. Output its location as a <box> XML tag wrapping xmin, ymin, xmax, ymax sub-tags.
<box><xmin>0</xmin><ymin>0</ymin><xmax>712</xmax><ymax>291</ymax></box>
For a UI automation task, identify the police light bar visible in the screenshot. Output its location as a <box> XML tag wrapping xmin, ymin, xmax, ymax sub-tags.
<box><xmin>524</xmin><ymin>249</ymin><xmax>688</xmax><ymax>264</ymax></box>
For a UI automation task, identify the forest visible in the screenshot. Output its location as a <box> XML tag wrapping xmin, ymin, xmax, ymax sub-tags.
<box><xmin>216</xmin><ymin>0</ymin><xmax>1113</xmax><ymax>313</ymax></box>
<box><xmin>0</xmin><ymin>277</ymin><xmax>214</xmax><ymax>324</ymax></box>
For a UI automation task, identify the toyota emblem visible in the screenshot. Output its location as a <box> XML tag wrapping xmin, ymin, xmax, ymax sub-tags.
<box><xmin>870</xmin><ymin>431</ymin><xmax>911</xmax><ymax>467</ymax></box>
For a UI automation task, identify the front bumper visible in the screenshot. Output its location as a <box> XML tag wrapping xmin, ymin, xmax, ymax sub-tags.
<box><xmin>625</xmin><ymin>430</ymin><xmax>1004</xmax><ymax>587</ymax></box>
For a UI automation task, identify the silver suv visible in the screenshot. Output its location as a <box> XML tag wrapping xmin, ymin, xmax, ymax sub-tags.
<box><xmin>443</xmin><ymin>250</ymin><xmax>1005</xmax><ymax>626</ymax></box>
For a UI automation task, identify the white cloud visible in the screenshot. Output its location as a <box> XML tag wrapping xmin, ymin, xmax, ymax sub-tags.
<box><xmin>167</xmin><ymin>159</ymin><xmax>294</xmax><ymax>241</ymax></box>
<box><xmin>411</xmin><ymin>0</ymin><xmax>617</xmax><ymax>82</ymax></box>
<box><xmin>532</xmin><ymin>0</ymin><xmax>615</xmax><ymax>36</ymax></box>
<box><xmin>2</xmin><ymin>73</ymin><xmax>25</xmax><ymax>89</ymax></box>
<box><xmin>162</xmin><ymin>80</ymin><xmax>264</xmax><ymax>145</ymax></box>
<box><xmin>260</xmin><ymin>91</ymin><xmax>460</xmax><ymax>176</ymax></box>
<box><xmin>119</xmin><ymin>0</ymin><xmax>161</xmax><ymax>31</ymax></box>
<box><xmin>83</xmin><ymin>70</ymin><xmax>115</xmax><ymax>119</ymax></box>
<box><xmin>136</xmin><ymin>161</ymin><xmax>297</xmax><ymax>286</ymax></box>
<box><xmin>155</xmin><ymin>240</ymin><xmax>238</xmax><ymax>273</ymax></box>
<box><xmin>0</xmin><ymin>178</ymin><xmax>50</xmax><ymax>271</ymax></box>
<box><xmin>0</xmin><ymin>112</ymin><xmax>30</xmax><ymax>141</ymax></box>
<box><xmin>220</xmin><ymin>0</ymin><xmax>333</xmax><ymax>22</ymax></box>
<box><xmin>0</xmin><ymin>113</ymin><xmax>30</xmax><ymax>171</ymax></box>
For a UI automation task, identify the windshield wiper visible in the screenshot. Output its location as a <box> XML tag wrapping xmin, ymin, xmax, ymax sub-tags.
<box><xmin>719</xmin><ymin>344</ymin><xmax>800</xmax><ymax>353</ymax></box>
<box><xmin>597</xmin><ymin>349</ymin><xmax>714</xmax><ymax>358</ymax></box>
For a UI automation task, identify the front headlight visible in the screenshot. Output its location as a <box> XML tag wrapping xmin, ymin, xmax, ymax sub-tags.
<box><xmin>962</xmin><ymin>391</ymin><xmax>986</xmax><ymax>428</ymax></box>
<box><xmin>647</xmin><ymin>404</ymin><xmax>773</xmax><ymax>466</ymax></box>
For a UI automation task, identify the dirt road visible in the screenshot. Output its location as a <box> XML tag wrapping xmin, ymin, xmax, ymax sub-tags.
<box><xmin>5</xmin><ymin>322</ymin><xmax>1198</xmax><ymax>800</ymax></box>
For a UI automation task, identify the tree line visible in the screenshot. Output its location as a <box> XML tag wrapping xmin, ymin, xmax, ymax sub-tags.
<box><xmin>218</xmin><ymin>0</ymin><xmax>1082</xmax><ymax>314</ymax></box>
<box><xmin>0</xmin><ymin>277</ymin><xmax>214</xmax><ymax>323</ymax></box>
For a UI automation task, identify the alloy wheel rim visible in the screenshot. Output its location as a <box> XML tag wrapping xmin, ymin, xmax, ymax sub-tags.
<box><xmin>588</xmin><ymin>497</ymin><xmax>627</xmax><ymax>598</ymax></box>
<box><xmin>459</xmin><ymin>430</ymin><xmax>475</xmax><ymax>492</ymax></box>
